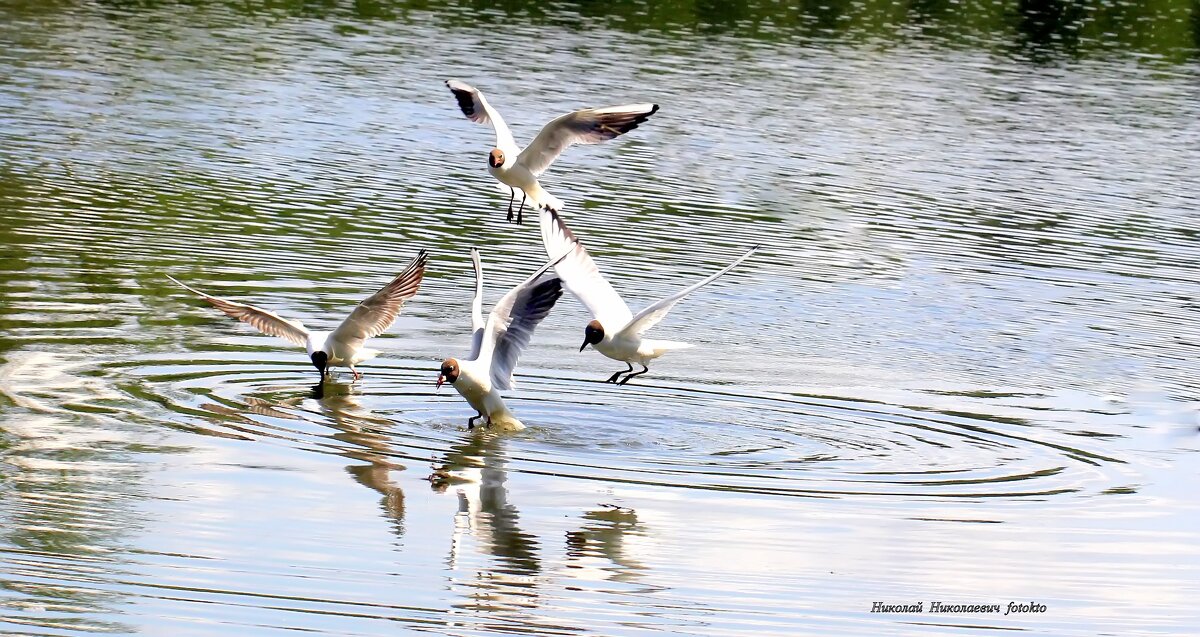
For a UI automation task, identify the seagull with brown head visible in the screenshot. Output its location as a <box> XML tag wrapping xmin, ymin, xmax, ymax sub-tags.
<box><xmin>167</xmin><ymin>250</ymin><xmax>427</xmax><ymax>381</ymax></box>
<box><xmin>445</xmin><ymin>79</ymin><xmax>659</xmax><ymax>224</ymax></box>
<box><xmin>541</xmin><ymin>211</ymin><xmax>757</xmax><ymax>385</ymax></box>
<box><xmin>437</xmin><ymin>248</ymin><xmax>569</xmax><ymax>431</ymax></box>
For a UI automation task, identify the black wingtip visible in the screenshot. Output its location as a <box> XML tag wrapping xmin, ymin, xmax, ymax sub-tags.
<box><xmin>446</xmin><ymin>81</ymin><xmax>476</xmax><ymax>117</ymax></box>
<box><xmin>406</xmin><ymin>249</ymin><xmax>429</xmax><ymax>274</ymax></box>
<box><xmin>529</xmin><ymin>276</ymin><xmax>565</xmax><ymax>307</ymax></box>
<box><xmin>550</xmin><ymin>209</ymin><xmax>579</xmax><ymax>243</ymax></box>
<box><xmin>623</xmin><ymin>105</ymin><xmax>659</xmax><ymax>132</ymax></box>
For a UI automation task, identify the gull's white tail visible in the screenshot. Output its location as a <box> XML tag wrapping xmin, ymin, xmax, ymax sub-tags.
<box><xmin>523</xmin><ymin>182</ymin><xmax>564</xmax><ymax>213</ymax></box>
<box><xmin>643</xmin><ymin>340</ymin><xmax>694</xmax><ymax>358</ymax></box>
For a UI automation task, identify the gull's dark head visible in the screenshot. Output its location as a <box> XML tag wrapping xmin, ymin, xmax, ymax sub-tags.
<box><xmin>580</xmin><ymin>320</ymin><xmax>605</xmax><ymax>352</ymax></box>
<box><xmin>311</xmin><ymin>351</ymin><xmax>329</xmax><ymax>376</ymax></box>
<box><xmin>488</xmin><ymin>148</ymin><xmax>505</xmax><ymax>168</ymax></box>
<box><xmin>437</xmin><ymin>358</ymin><xmax>460</xmax><ymax>389</ymax></box>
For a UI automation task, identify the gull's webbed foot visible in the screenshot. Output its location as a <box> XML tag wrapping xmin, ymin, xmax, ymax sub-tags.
<box><xmin>606</xmin><ymin>363</ymin><xmax>634</xmax><ymax>383</ymax></box>
<box><xmin>511</xmin><ymin>192</ymin><xmax>527</xmax><ymax>224</ymax></box>
<box><xmin>618</xmin><ymin>365</ymin><xmax>650</xmax><ymax>386</ymax></box>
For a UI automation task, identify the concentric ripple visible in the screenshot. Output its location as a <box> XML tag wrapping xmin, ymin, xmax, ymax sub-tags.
<box><xmin>113</xmin><ymin>353</ymin><xmax>1127</xmax><ymax>501</ymax></box>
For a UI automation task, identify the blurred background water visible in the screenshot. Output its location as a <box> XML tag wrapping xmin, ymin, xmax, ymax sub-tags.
<box><xmin>1</xmin><ymin>0</ymin><xmax>1198</xmax><ymax>635</ymax></box>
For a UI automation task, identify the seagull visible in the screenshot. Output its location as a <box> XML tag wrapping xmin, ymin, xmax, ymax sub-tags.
<box><xmin>437</xmin><ymin>248</ymin><xmax>567</xmax><ymax>431</ymax></box>
<box><xmin>540</xmin><ymin>211</ymin><xmax>757</xmax><ymax>385</ymax></box>
<box><xmin>167</xmin><ymin>250</ymin><xmax>427</xmax><ymax>381</ymax></box>
<box><xmin>445</xmin><ymin>79</ymin><xmax>659</xmax><ymax>224</ymax></box>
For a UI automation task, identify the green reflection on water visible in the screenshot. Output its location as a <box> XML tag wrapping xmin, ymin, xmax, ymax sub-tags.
<box><xmin>2</xmin><ymin>0</ymin><xmax>1198</xmax><ymax>61</ymax></box>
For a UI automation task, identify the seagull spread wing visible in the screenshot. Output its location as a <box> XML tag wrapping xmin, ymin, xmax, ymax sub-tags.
<box><xmin>540</xmin><ymin>210</ymin><xmax>633</xmax><ymax>330</ymax></box>
<box><xmin>446</xmin><ymin>79</ymin><xmax>518</xmax><ymax>155</ymax></box>
<box><xmin>517</xmin><ymin>103</ymin><xmax>658</xmax><ymax>176</ymax></box>
<box><xmin>468</xmin><ymin>248</ymin><xmax>486</xmax><ymax>360</ymax></box>
<box><xmin>477</xmin><ymin>252</ymin><xmax>570</xmax><ymax>391</ymax></box>
<box><xmin>329</xmin><ymin>250</ymin><xmax>428</xmax><ymax>350</ymax></box>
<box><xmin>616</xmin><ymin>245</ymin><xmax>759</xmax><ymax>340</ymax></box>
<box><xmin>167</xmin><ymin>275</ymin><xmax>310</xmax><ymax>347</ymax></box>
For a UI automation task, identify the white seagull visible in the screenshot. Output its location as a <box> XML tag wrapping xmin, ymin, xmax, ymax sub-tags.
<box><xmin>445</xmin><ymin>79</ymin><xmax>659</xmax><ymax>224</ymax></box>
<box><xmin>541</xmin><ymin>211</ymin><xmax>757</xmax><ymax>385</ymax></box>
<box><xmin>168</xmin><ymin>250</ymin><xmax>427</xmax><ymax>381</ymax></box>
<box><xmin>437</xmin><ymin>248</ymin><xmax>567</xmax><ymax>431</ymax></box>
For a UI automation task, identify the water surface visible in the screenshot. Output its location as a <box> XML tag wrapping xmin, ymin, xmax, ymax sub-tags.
<box><xmin>1</xmin><ymin>1</ymin><xmax>1198</xmax><ymax>635</ymax></box>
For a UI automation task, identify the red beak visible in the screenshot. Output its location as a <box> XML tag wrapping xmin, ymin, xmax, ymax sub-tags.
<box><xmin>436</xmin><ymin>374</ymin><xmax>445</xmax><ymax>390</ymax></box>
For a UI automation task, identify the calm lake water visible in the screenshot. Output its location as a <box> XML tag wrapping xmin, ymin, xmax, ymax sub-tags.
<box><xmin>2</xmin><ymin>0</ymin><xmax>1199</xmax><ymax>635</ymax></box>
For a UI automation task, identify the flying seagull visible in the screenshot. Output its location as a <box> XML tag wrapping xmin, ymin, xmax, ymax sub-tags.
<box><xmin>437</xmin><ymin>248</ymin><xmax>567</xmax><ymax>431</ymax></box>
<box><xmin>168</xmin><ymin>250</ymin><xmax>427</xmax><ymax>381</ymax></box>
<box><xmin>540</xmin><ymin>211</ymin><xmax>757</xmax><ymax>385</ymax></box>
<box><xmin>445</xmin><ymin>79</ymin><xmax>658</xmax><ymax>224</ymax></box>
